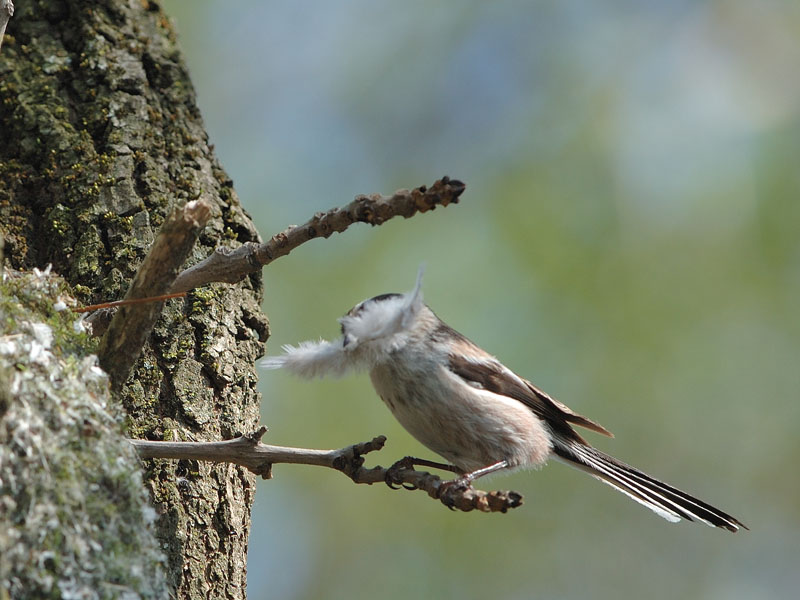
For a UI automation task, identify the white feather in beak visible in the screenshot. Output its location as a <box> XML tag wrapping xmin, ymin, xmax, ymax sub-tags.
<box><xmin>259</xmin><ymin>266</ymin><xmax>425</xmax><ymax>378</ymax></box>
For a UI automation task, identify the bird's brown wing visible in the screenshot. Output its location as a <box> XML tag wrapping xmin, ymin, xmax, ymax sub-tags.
<box><xmin>446</xmin><ymin>339</ymin><xmax>613</xmax><ymax>444</ymax></box>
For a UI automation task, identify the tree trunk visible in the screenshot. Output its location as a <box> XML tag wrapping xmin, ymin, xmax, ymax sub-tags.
<box><xmin>0</xmin><ymin>2</ymin><xmax>268</xmax><ymax>598</ymax></box>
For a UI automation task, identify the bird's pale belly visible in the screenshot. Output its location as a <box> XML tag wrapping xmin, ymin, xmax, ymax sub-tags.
<box><xmin>369</xmin><ymin>362</ymin><xmax>552</xmax><ymax>472</ymax></box>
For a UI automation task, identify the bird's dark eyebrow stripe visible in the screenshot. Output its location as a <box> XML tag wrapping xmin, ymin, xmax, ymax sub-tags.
<box><xmin>369</xmin><ymin>293</ymin><xmax>402</xmax><ymax>303</ymax></box>
<box><xmin>343</xmin><ymin>293</ymin><xmax>402</xmax><ymax>321</ymax></box>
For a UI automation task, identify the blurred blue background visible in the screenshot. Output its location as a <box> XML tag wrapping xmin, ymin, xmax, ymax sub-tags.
<box><xmin>161</xmin><ymin>2</ymin><xmax>799</xmax><ymax>598</ymax></box>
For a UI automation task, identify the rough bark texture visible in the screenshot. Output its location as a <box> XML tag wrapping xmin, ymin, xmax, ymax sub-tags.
<box><xmin>0</xmin><ymin>2</ymin><xmax>268</xmax><ymax>598</ymax></box>
<box><xmin>0</xmin><ymin>270</ymin><xmax>170</xmax><ymax>600</ymax></box>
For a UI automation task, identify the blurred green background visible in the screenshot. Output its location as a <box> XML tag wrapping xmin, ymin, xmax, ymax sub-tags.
<box><xmin>162</xmin><ymin>2</ymin><xmax>798</xmax><ymax>598</ymax></box>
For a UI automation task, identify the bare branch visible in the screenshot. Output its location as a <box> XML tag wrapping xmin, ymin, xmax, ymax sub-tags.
<box><xmin>130</xmin><ymin>429</ymin><xmax>523</xmax><ymax>513</ymax></box>
<box><xmin>98</xmin><ymin>200</ymin><xmax>212</xmax><ymax>389</ymax></box>
<box><xmin>0</xmin><ymin>0</ymin><xmax>13</xmax><ymax>53</ymax></box>
<box><xmin>79</xmin><ymin>178</ymin><xmax>465</xmax><ymax>338</ymax></box>
<box><xmin>169</xmin><ymin>176</ymin><xmax>465</xmax><ymax>293</ymax></box>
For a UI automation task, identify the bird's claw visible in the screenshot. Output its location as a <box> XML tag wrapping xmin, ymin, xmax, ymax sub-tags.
<box><xmin>438</xmin><ymin>476</ymin><xmax>473</xmax><ymax>508</ymax></box>
<box><xmin>384</xmin><ymin>456</ymin><xmax>420</xmax><ymax>490</ymax></box>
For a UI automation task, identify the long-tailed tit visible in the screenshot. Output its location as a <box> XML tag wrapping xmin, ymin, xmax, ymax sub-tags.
<box><xmin>261</xmin><ymin>269</ymin><xmax>746</xmax><ymax>532</ymax></box>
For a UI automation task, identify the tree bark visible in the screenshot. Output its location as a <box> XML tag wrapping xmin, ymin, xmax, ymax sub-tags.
<box><xmin>0</xmin><ymin>2</ymin><xmax>267</xmax><ymax>598</ymax></box>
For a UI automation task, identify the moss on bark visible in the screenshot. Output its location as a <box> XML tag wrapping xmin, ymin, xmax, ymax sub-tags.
<box><xmin>0</xmin><ymin>2</ymin><xmax>269</xmax><ymax>598</ymax></box>
<box><xmin>0</xmin><ymin>269</ymin><xmax>169</xmax><ymax>600</ymax></box>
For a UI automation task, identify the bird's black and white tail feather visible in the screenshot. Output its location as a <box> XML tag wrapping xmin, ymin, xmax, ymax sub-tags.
<box><xmin>553</xmin><ymin>440</ymin><xmax>746</xmax><ymax>532</ymax></box>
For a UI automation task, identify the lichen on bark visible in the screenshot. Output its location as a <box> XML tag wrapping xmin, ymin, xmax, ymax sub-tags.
<box><xmin>0</xmin><ymin>2</ymin><xmax>268</xmax><ymax>598</ymax></box>
<box><xmin>0</xmin><ymin>269</ymin><xmax>169</xmax><ymax>599</ymax></box>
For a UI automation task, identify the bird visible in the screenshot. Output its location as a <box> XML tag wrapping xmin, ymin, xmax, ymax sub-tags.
<box><xmin>261</xmin><ymin>269</ymin><xmax>746</xmax><ymax>532</ymax></box>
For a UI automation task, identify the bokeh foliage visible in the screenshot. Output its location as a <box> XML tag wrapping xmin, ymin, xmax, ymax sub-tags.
<box><xmin>163</xmin><ymin>2</ymin><xmax>799</xmax><ymax>599</ymax></box>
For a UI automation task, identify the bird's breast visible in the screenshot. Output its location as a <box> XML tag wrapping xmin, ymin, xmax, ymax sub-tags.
<box><xmin>368</xmin><ymin>360</ymin><xmax>552</xmax><ymax>472</ymax></box>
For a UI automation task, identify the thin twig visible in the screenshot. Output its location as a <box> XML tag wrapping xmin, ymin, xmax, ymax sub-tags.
<box><xmin>73</xmin><ymin>291</ymin><xmax>187</xmax><ymax>313</ymax></box>
<box><xmin>169</xmin><ymin>176</ymin><xmax>465</xmax><ymax>293</ymax></box>
<box><xmin>0</xmin><ymin>0</ymin><xmax>13</xmax><ymax>52</ymax></box>
<box><xmin>98</xmin><ymin>200</ymin><xmax>212</xmax><ymax>389</ymax></box>
<box><xmin>131</xmin><ymin>428</ymin><xmax>523</xmax><ymax>513</ymax></box>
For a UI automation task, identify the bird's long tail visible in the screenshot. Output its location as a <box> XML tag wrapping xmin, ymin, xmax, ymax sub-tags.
<box><xmin>552</xmin><ymin>441</ymin><xmax>746</xmax><ymax>532</ymax></box>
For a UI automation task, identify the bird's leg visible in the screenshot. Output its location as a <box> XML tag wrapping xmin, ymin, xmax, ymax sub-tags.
<box><xmin>385</xmin><ymin>456</ymin><xmax>462</xmax><ymax>490</ymax></box>
<box><xmin>438</xmin><ymin>460</ymin><xmax>510</xmax><ymax>506</ymax></box>
<box><xmin>460</xmin><ymin>460</ymin><xmax>510</xmax><ymax>483</ymax></box>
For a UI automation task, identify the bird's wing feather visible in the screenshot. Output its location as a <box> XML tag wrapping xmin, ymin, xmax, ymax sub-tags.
<box><xmin>444</xmin><ymin>332</ymin><xmax>612</xmax><ymax>442</ymax></box>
